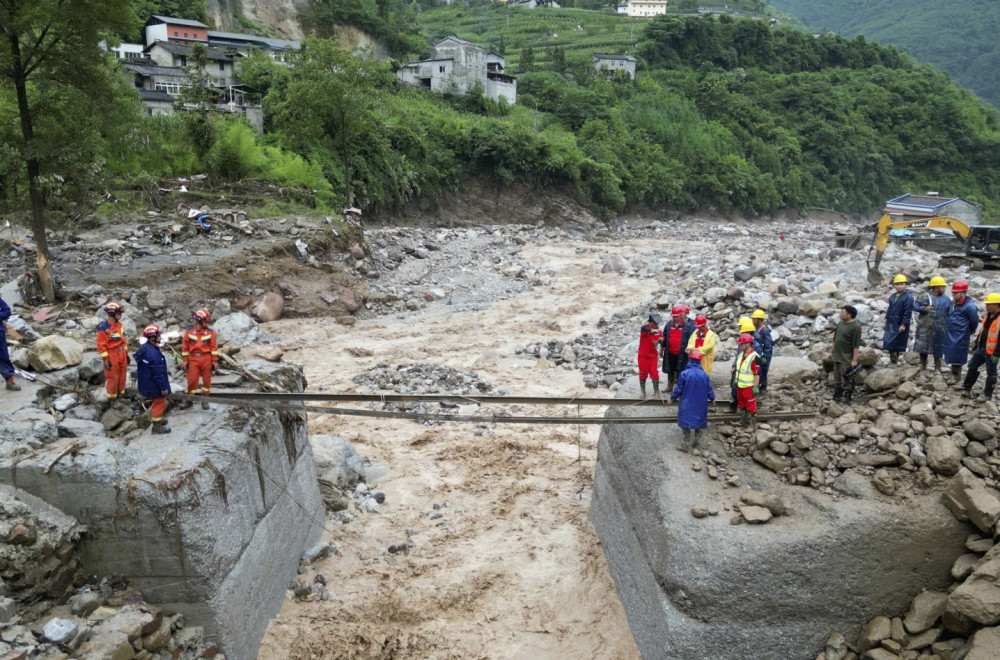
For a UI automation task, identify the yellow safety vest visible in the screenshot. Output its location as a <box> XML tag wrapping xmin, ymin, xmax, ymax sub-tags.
<box><xmin>735</xmin><ymin>350</ymin><xmax>758</xmax><ymax>388</ymax></box>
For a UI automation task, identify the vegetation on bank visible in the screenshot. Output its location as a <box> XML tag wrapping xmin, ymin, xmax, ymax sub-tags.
<box><xmin>3</xmin><ymin>5</ymin><xmax>1000</xmax><ymax>229</ymax></box>
<box><xmin>768</xmin><ymin>0</ymin><xmax>1000</xmax><ymax>109</ymax></box>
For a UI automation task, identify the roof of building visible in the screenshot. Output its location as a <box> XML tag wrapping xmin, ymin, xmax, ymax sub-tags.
<box><xmin>149</xmin><ymin>15</ymin><xmax>209</xmax><ymax>29</ymax></box>
<box><xmin>594</xmin><ymin>53</ymin><xmax>637</xmax><ymax>61</ymax></box>
<box><xmin>400</xmin><ymin>58</ymin><xmax>454</xmax><ymax>66</ymax></box>
<box><xmin>139</xmin><ymin>89</ymin><xmax>176</xmax><ymax>102</ymax></box>
<box><xmin>435</xmin><ymin>35</ymin><xmax>482</xmax><ymax>48</ymax></box>
<box><xmin>149</xmin><ymin>41</ymin><xmax>235</xmax><ymax>61</ymax></box>
<box><xmin>124</xmin><ymin>62</ymin><xmax>188</xmax><ymax>78</ymax></box>
<box><xmin>885</xmin><ymin>193</ymin><xmax>982</xmax><ymax>210</ymax></box>
<box><xmin>207</xmin><ymin>30</ymin><xmax>299</xmax><ymax>50</ymax></box>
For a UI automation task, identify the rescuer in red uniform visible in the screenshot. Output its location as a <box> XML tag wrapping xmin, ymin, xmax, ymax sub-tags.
<box><xmin>96</xmin><ymin>302</ymin><xmax>128</xmax><ymax>401</ymax></box>
<box><xmin>183</xmin><ymin>308</ymin><xmax>219</xmax><ymax>410</ymax></box>
<box><xmin>638</xmin><ymin>312</ymin><xmax>664</xmax><ymax>399</ymax></box>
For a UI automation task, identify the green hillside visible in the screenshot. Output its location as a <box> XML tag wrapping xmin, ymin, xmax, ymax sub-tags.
<box><xmin>768</xmin><ymin>0</ymin><xmax>1000</xmax><ymax>107</ymax></box>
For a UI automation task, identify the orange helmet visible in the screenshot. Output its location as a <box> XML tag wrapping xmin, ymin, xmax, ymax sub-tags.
<box><xmin>193</xmin><ymin>308</ymin><xmax>211</xmax><ymax>322</ymax></box>
<box><xmin>694</xmin><ymin>315</ymin><xmax>708</xmax><ymax>328</ymax></box>
<box><xmin>142</xmin><ymin>324</ymin><xmax>161</xmax><ymax>338</ymax></box>
<box><xmin>104</xmin><ymin>302</ymin><xmax>121</xmax><ymax>314</ymax></box>
<box><xmin>738</xmin><ymin>333</ymin><xmax>755</xmax><ymax>344</ymax></box>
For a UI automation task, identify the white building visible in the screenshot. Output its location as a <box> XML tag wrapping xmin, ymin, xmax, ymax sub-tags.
<box><xmin>397</xmin><ymin>36</ymin><xmax>516</xmax><ymax>105</ymax></box>
<box><xmin>627</xmin><ymin>0</ymin><xmax>668</xmax><ymax>18</ymax></box>
<box><xmin>593</xmin><ymin>53</ymin><xmax>637</xmax><ymax>79</ymax></box>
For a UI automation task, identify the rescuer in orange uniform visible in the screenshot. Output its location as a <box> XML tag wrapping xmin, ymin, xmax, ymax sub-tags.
<box><xmin>183</xmin><ymin>308</ymin><xmax>219</xmax><ymax>409</ymax></box>
<box><xmin>96</xmin><ymin>302</ymin><xmax>129</xmax><ymax>401</ymax></box>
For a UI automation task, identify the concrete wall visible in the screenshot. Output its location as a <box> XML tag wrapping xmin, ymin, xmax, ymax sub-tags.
<box><xmin>0</xmin><ymin>362</ymin><xmax>322</xmax><ymax>660</ymax></box>
<box><xmin>590</xmin><ymin>383</ymin><xmax>969</xmax><ymax>659</ymax></box>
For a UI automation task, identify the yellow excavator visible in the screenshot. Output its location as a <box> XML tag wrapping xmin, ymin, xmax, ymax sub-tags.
<box><xmin>864</xmin><ymin>213</ymin><xmax>1000</xmax><ymax>285</ymax></box>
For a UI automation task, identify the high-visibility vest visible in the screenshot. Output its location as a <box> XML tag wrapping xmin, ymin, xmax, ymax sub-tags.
<box><xmin>980</xmin><ymin>314</ymin><xmax>1000</xmax><ymax>355</ymax></box>
<box><xmin>735</xmin><ymin>350</ymin><xmax>758</xmax><ymax>388</ymax></box>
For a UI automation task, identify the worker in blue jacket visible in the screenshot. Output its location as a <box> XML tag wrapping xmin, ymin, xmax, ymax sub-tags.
<box><xmin>883</xmin><ymin>274</ymin><xmax>914</xmax><ymax>363</ymax></box>
<box><xmin>944</xmin><ymin>280</ymin><xmax>979</xmax><ymax>384</ymax></box>
<box><xmin>134</xmin><ymin>324</ymin><xmax>172</xmax><ymax>435</ymax></box>
<box><xmin>669</xmin><ymin>350</ymin><xmax>715</xmax><ymax>453</ymax></box>
<box><xmin>751</xmin><ymin>309</ymin><xmax>774</xmax><ymax>392</ymax></box>
<box><xmin>0</xmin><ymin>295</ymin><xmax>20</xmax><ymax>391</ymax></box>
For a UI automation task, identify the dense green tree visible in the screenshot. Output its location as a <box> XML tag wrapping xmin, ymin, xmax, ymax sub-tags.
<box><xmin>0</xmin><ymin>0</ymin><xmax>138</xmax><ymax>301</ymax></box>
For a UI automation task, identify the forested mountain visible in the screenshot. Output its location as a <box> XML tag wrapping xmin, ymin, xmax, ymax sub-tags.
<box><xmin>768</xmin><ymin>0</ymin><xmax>1000</xmax><ymax>107</ymax></box>
<box><xmin>3</xmin><ymin>2</ymin><xmax>1000</xmax><ymax>228</ymax></box>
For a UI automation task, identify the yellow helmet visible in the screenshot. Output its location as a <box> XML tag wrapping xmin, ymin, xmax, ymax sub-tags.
<box><xmin>985</xmin><ymin>292</ymin><xmax>1000</xmax><ymax>304</ymax></box>
<box><xmin>928</xmin><ymin>276</ymin><xmax>947</xmax><ymax>288</ymax></box>
<box><xmin>893</xmin><ymin>274</ymin><xmax>908</xmax><ymax>284</ymax></box>
<box><xmin>738</xmin><ymin>317</ymin><xmax>755</xmax><ymax>333</ymax></box>
<box><xmin>752</xmin><ymin>309</ymin><xmax>766</xmax><ymax>319</ymax></box>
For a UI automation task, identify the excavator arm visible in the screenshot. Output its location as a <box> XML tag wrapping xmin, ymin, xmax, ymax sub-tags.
<box><xmin>866</xmin><ymin>214</ymin><xmax>970</xmax><ymax>285</ymax></box>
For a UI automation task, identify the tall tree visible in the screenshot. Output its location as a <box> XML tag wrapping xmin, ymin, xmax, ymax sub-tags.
<box><xmin>272</xmin><ymin>38</ymin><xmax>394</xmax><ymax>207</ymax></box>
<box><xmin>0</xmin><ymin>0</ymin><xmax>135</xmax><ymax>302</ymax></box>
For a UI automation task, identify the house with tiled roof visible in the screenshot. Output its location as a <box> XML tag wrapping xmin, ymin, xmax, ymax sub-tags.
<box><xmin>884</xmin><ymin>193</ymin><xmax>983</xmax><ymax>225</ymax></box>
<box><xmin>397</xmin><ymin>36</ymin><xmax>516</xmax><ymax>105</ymax></box>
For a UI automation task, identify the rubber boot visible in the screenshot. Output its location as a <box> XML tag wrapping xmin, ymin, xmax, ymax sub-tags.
<box><xmin>5</xmin><ymin>377</ymin><xmax>20</xmax><ymax>392</ymax></box>
<box><xmin>934</xmin><ymin>356</ymin><xmax>943</xmax><ymax>373</ymax></box>
<box><xmin>919</xmin><ymin>353</ymin><xmax>928</xmax><ymax>370</ymax></box>
<box><xmin>981</xmin><ymin>377</ymin><xmax>996</xmax><ymax>400</ymax></box>
<box><xmin>889</xmin><ymin>352</ymin><xmax>899</xmax><ymax>364</ymax></box>
<box><xmin>639</xmin><ymin>379</ymin><xmax>647</xmax><ymax>399</ymax></box>
<box><xmin>958</xmin><ymin>370</ymin><xmax>978</xmax><ymax>393</ymax></box>
<box><xmin>680</xmin><ymin>428</ymin><xmax>692</xmax><ymax>453</ymax></box>
<box><xmin>948</xmin><ymin>365</ymin><xmax>962</xmax><ymax>384</ymax></box>
<box><xmin>747</xmin><ymin>413</ymin><xmax>758</xmax><ymax>429</ymax></box>
<box><xmin>151</xmin><ymin>420</ymin><xmax>170</xmax><ymax>435</ymax></box>
<box><xmin>652</xmin><ymin>380</ymin><xmax>661</xmax><ymax>399</ymax></box>
<box><xmin>691</xmin><ymin>428</ymin><xmax>703</xmax><ymax>450</ymax></box>
<box><xmin>738</xmin><ymin>409</ymin><xmax>749</xmax><ymax>426</ymax></box>
<box><xmin>833</xmin><ymin>386</ymin><xmax>843</xmax><ymax>404</ymax></box>
<box><xmin>201</xmin><ymin>397</ymin><xmax>210</xmax><ymax>410</ymax></box>
<box><xmin>843</xmin><ymin>388</ymin><xmax>853</xmax><ymax>405</ymax></box>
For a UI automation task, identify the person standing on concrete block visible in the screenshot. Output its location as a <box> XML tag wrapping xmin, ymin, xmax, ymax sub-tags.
<box><xmin>661</xmin><ymin>305</ymin><xmax>693</xmax><ymax>390</ymax></box>
<box><xmin>183</xmin><ymin>308</ymin><xmax>219</xmax><ymax>410</ymax></box>
<box><xmin>883</xmin><ymin>274</ymin><xmax>913</xmax><ymax>364</ymax></box>
<box><xmin>686</xmin><ymin>315</ymin><xmax>718</xmax><ymax>375</ymax></box>
<box><xmin>751</xmin><ymin>309</ymin><xmax>773</xmax><ymax>392</ymax></box>
<box><xmin>913</xmin><ymin>276</ymin><xmax>952</xmax><ymax>374</ymax></box>
<box><xmin>944</xmin><ymin>280</ymin><xmax>978</xmax><ymax>385</ymax></box>
<box><xmin>0</xmin><ymin>295</ymin><xmax>20</xmax><ymax>391</ymax></box>
<box><xmin>956</xmin><ymin>292</ymin><xmax>1000</xmax><ymax>400</ymax></box>
<box><xmin>734</xmin><ymin>333</ymin><xmax>760</xmax><ymax>427</ymax></box>
<box><xmin>637</xmin><ymin>312</ymin><xmax>664</xmax><ymax>399</ymax></box>
<box><xmin>829</xmin><ymin>305</ymin><xmax>861</xmax><ymax>404</ymax></box>
<box><xmin>669</xmin><ymin>349</ymin><xmax>715</xmax><ymax>452</ymax></box>
<box><xmin>135</xmin><ymin>325</ymin><xmax>171</xmax><ymax>434</ymax></box>
<box><xmin>96</xmin><ymin>302</ymin><xmax>128</xmax><ymax>401</ymax></box>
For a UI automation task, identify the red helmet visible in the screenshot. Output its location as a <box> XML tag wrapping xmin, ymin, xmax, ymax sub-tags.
<box><xmin>739</xmin><ymin>332</ymin><xmax>755</xmax><ymax>344</ymax></box>
<box><xmin>952</xmin><ymin>280</ymin><xmax>969</xmax><ymax>293</ymax></box>
<box><xmin>193</xmin><ymin>308</ymin><xmax>211</xmax><ymax>322</ymax></box>
<box><xmin>142</xmin><ymin>324</ymin><xmax>161</xmax><ymax>338</ymax></box>
<box><xmin>671</xmin><ymin>305</ymin><xmax>684</xmax><ymax>316</ymax></box>
<box><xmin>689</xmin><ymin>349</ymin><xmax>702</xmax><ymax>360</ymax></box>
<box><xmin>104</xmin><ymin>302</ymin><xmax>121</xmax><ymax>314</ymax></box>
<box><xmin>680</xmin><ymin>305</ymin><xmax>690</xmax><ymax>314</ymax></box>
<box><xmin>694</xmin><ymin>315</ymin><xmax>708</xmax><ymax>328</ymax></box>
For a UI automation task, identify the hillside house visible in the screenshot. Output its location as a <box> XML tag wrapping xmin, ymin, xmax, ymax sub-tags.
<box><xmin>144</xmin><ymin>15</ymin><xmax>209</xmax><ymax>48</ymax></box>
<box><xmin>147</xmin><ymin>42</ymin><xmax>239</xmax><ymax>86</ymax></box>
<box><xmin>205</xmin><ymin>31</ymin><xmax>299</xmax><ymax>60</ymax></box>
<box><xmin>627</xmin><ymin>0</ymin><xmax>668</xmax><ymax>18</ymax></box>
<box><xmin>593</xmin><ymin>53</ymin><xmax>636</xmax><ymax>79</ymax></box>
<box><xmin>398</xmin><ymin>36</ymin><xmax>516</xmax><ymax>105</ymax></box>
<box><xmin>884</xmin><ymin>193</ymin><xmax>983</xmax><ymax>225</ymax></box>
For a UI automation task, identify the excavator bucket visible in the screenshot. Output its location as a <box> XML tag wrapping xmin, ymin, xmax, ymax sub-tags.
<box><xmin>867</xmin><ymin>267</ymin><xmax>884</xmax><ymax>286</ymax></box>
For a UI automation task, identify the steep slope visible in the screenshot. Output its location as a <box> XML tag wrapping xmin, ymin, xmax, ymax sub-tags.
<box><xmin>769</xmin><ymin>0</ymin><xmax>1000</xmax><ymax>107</ymax></box>
<box><xmin>205</xmin><ymin>0</ymin><xmax>308</xmax><ymax>39</ymax></box>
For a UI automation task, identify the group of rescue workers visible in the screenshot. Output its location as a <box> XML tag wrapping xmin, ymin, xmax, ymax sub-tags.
<box><xmin>638</xmin><ymin>306</ymin><xmax>773</xmax><ymax>451</ymax></box>
<box><xmin>94</xmin><ymin>303</ymin><xmax>219</xmax><ymax>434</ymax></box>
<box><xmin>638</xmin><ymin>275</ymin><xmax>1000</xmax><ymax>453</ymax></box>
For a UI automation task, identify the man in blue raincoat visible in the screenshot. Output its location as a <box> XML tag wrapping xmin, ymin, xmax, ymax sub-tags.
<box><xmin>913</xmin><ymin>276</ymin><xmax>952</xmax><ymax>373</ymax></box>
<box><xmin>944</xmin><ymin>280</ymin><xmax>979</xmax><ymax>384</ymax></box>
<box><xmin>135</xmin><ymin>324</ymin><xmax>172</xmax><ymax>434</ymax></box>
<box><xmin>669</xmin><ymin>350</ymin><xmax>715</xmax><ymax>453</ymax></box>
<box><xmin>0</xmin><ymin>295</ymin><xmax>21</xmax><ymax>391</ymax></box>
<box><xmin>883</xmin><ymin>274</ymin><xmax>914</xmax><ymax>363</ymax></box>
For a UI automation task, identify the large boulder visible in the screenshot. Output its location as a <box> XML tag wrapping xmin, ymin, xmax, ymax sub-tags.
<box><xmin>27</xmin><ymin>336</ymin><xmax>84</xmax><ymax>372</ymax></box>
<box><xmin>866</xmin><ymin>369</ymin><xmax>905</xmax><ymax>393</ymax></box>
<box><xmin>942</xmin><ymin>469</ymin><xmax>1000</xmax><ymax>534</ymax></box>
<box><xmin>590</xmin><ymin>383</ymin><xmax>968</xmax><ymax>660</ymax></box>
<box><xmin>213</xmin><ymin>313</ymin><xmax>261</xmax><ymax>347</ymax></box>
<box><xmin>926</xmin><ymin>437</ymin><xmax>964</xmax><ymax>477</ymax></box>
<box><xmin>947</xmin><ymin>547</ymin><xmax>1000</xmax><ymax>626</ymax></box>
<box><xmin>249</xmin><ymin>292</ymin><xmax>284</xmax><ymax>323</ymax></box>
<box><xmin>966</xmin><ymin>626</ymin><xmax>1000</xmax><ymax>660</ymax></box>
<box><xmin>310</xmin><ymin>435</ymin><xmax>364</xmax><ymax>489</ymax></box>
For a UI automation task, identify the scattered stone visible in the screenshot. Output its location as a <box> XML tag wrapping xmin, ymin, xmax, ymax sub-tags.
<box><xmin>739</xmin><ymin>490</ymin><xmax>786</xmax><ymax>516</ymax></box>
<box><xmin>859</xmin><ymin>615</ymin><xmax>892</xmax><ymax>653</ymax></box>
<box><xmin>963</xmin><ymin>419</ymin><xmax>995</xmax><ymax>443</ymax></box>
<box><xmin>27</xmin><ymin>336</ymin><xmax>84</xmax><ymax>372</ymax></box>
<box><xmin>942</xmin><ymin>469</ymin><xmax>1000</xmax><ymax>533</ymax></box>
<box><xmin>926</xmin><ymin>436</ymin><xmax>964</xmax><ymax>476</ymax></box>
<box><xmin>145</xmin><ymin>289</ymin><xmax>166</xmax><ymax>310</ymax></box>
<box><xmin>42</xmin><ymin>617</ymin><xmax>79</xmax><ymax>644</ymax></box>
<box><xmin>866</xmin><ymin>369</ymin><xmax>905</xmax><ymax>393</ymax></box>
<box><xmin>213</xmin><ymin>312</ymin><xmax>261</xmax><ymax>346</ymax></box>
<box><xmin>904</xmin><ymin>590</ymin><xmax>949</xmax><ymax>634</ymax></box>
<box><xmin>691</xmin><ymin>504</ymin><xmax>710</xmax><ymax>518</ymax></box>
<box><xmin>739</xmin><ymin>505</ymin><xmax>773</xmax><ymax>524</ymax></box>
<box><xmin>6</xmin><ymin>523</ymin><xmax>36</xmax><ymax>545</ymax></box>
<box><xmin>873</xmin><ymin>469</ymin><xmax>895</xmax><ymax>496</ymax></box>
<box><xmin>249</xmin><ymin>291</ymin><xmax>284</xmax><ymax>322</ymax></box>
<box><xmin>966</xmin><ymin>626</ymin><xmax>1000</xmax><ymax>660</ymax></box>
